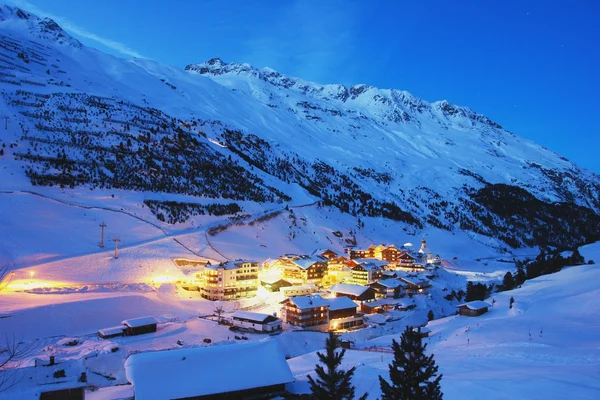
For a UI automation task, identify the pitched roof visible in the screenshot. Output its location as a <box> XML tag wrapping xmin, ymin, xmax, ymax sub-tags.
<box><xmin>457</xmin><ymin>301</ymin><xmax>491</xmax><ymax>310</ymax></box>
<box><xmin>373</xmin><ymin>278</ymin><xmax>407</xmax><ymax>288</ymax></box>
<box><xmin>324</xmin><ymin>296</ymin><xmax>358</xmax><ymax>311</ymax></box>
<box><xmin>207</xmin><ymin>259</ymin><xmax>257</xmax><ymax>270</ymax></box>
<box><xmin>328</xmin><ymin>283</ymin><xmax>370</xmax><ymax>297</ymax></box>
<box><xmin>353</xmin><ymin>262</ymin><xmax>382</xmax><ymax>271</ymax></box>
<box><xmin>98</xmin><ymin>326</ymin><xmax>125</xmax><ymax>336</ymax></box>
<box><xmin>125</xmin><ymin>341</ymin><xmax>294</xmax><ymax>399</ymax></box>
<box><xmin>122</xmin><ymin>316</ymin><xmax>157</xmax><ymax>328</ymax></box>
<box><xmin>287</xmin><ymin>295</ymin><xmax>330</xmax><ymax>309</ymax></box>
<box><xmin>232</xmin><ymin>311</ymin><xmax>279</xmax><ymax>323</ymax></box>
<box><xmin>293</xmin><ymin>258</ymin><xmax>324</xmax><ymax>270</ymax></box>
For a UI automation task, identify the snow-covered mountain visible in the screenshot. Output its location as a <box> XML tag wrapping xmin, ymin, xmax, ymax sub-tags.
<box><xmin>1</xmin><ymin>4</ymin><xmax>599</xmax><ymax>252</ymax></box>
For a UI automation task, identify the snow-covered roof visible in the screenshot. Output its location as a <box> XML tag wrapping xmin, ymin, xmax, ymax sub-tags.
<box><xmin>121</xmin><ymin>316</ymin><xmax>157</xmax><ymax>328</ymax></box>
<box><xmin>125</xmin><ymin>341</ymin><xmax>294</xmax><ymax>399</ymax></box>
<box><xmin>363</xmin><ymin>298</ymin><xmax>406</xmax><ymax>307</ymax></box>
<box><xmin>260</xmin><ymin>276</ymin><xmax>290</xmax><ymax>284</ymax></box>
<box><xmin>374</xmin><ymin>278</ymin><xmax>407</xmax><ymax>288</ymax></box>
<box><xmin>328</xmin><ymin>283</ymin><xmax>370</xmax><ymax>297</ymax></box>
<box><xmin>287</xmin><ymin>295</ymin><xmax>330</xmax><ymax>309</ymax></box>
<box><xmin>353</xmin><ymin>258</ymin><xmax>389</xmax><ymax>267</ymax></box>
<box><xmin>458</xmin><ymin>301</ymin><xmax>491</xmax><ymax>310</ymax></box>
<box><xmin>232</xmin><ymin>311</ymin><xmax>279</xmax><ymax>323</ymax></box>
<box><xmin>207</xmin><ymin>259</ymin><xmax>257</xmax><ymax>270</ymax></box>
<box><xmin>98</xmin><ymin>326</ymin><xmax>125</xmax><ymax>336</ymax></box>
<box><xmin>293</xmin><ymin>258</ymin><xmax>324</xmax><ymax>269</ymax></box>
<box><xmin>353</xmin><ymin>262</ymin><xmax>382</xmax><ymax>271</ymax></box>
<box><xmin>324</xmin><ymin>296</ymin><xmax>358</xmax><ymax>311</ymax></box>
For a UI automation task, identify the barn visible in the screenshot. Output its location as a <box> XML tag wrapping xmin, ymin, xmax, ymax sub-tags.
<box><xmin>125</xmin><ymin>340</ymin><xmax>294</xmax><ymax>399</ymax></box>
<box><xmin>457</xmin><ymin>301</ymin><xmax>491</xmax><ymax>316</ymax></box>
<box><xmin>121</xmin><ymin>316</ymin><xmax>157</xmax><ymax>336</ymax></box>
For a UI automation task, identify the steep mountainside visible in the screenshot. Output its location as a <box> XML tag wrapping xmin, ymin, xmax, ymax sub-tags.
<box><xmin>1</xmin><ymin>4</ymin><xmax>599</xmax><ymax>251</ymax></box>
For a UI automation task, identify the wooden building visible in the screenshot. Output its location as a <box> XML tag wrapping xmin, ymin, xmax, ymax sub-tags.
<box><xmin>260</xmin><ymin>278</ymin><xmax>292</xmax><ymax>292</ymax></box>
<box><xmin>280</xmin><ymin>295</ymin><xmax>330</xmax><ymax>329</ymax></box>
<box><xmin>399</xmin><ymin>277</ymin><xmax>431</xmax><ymax>295</ymax></box>
<box><xmin>121</xmin><ymin>316</ymin><xmax>157</xmax><ymax>336</ymax></box>
<box><xmin>369</xmin><ymin>278</ymin><xmax>408</xmax><ymax>298</ymax></box>
<box><xmin>457</xmin><ymin>301</ymin><xmax>491</xmax><ymax>316</ymax></box>
<box><xmin>328</xmin><ymin>283</ymin><xmax>376</xmax><ymax>302</ymax></box>
<box><xmin>282</xmin><ymin>258</ymin><xmax>326</xmax><ymax>285</ymax></box>
<box><xmin>325</xmin><ymin>296</ymin><xmax>364</xmax><ymax>331</ymax></box>
<box><xmin>381</xmin><ymin>245</ymin><xmax>402</xmax><ymax>263</ymax></box>
<box><xmin>125</xmin><ymin>341</ymin><xmax>294</xmax><ymax>400</ymax></box>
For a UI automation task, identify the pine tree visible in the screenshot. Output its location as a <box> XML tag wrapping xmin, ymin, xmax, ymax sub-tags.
<box><xmin>502</xmin><ymin>271</ymin><xmax>515</xmax><ymax>290</ymax></box>
<box><xmin>427</xmin><ymin>310</ymin><xmax>434</xmax><ymax>321</ymax></box>
<box><xmin>379</xmin><ymin>326</ymin><xmax>443</xmax><ymax>400</ymax></box>
<box><xmin>509</xmin><ymin>296</ymin><xmax>515</xmax><ymax>309</ymax></box>
<box><xmin>308</xmin><ymin>332</ymin><xmax>367</xmax><ymax>400</ymax></box>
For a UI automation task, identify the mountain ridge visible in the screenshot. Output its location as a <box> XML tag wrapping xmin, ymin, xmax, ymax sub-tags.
<box><xmin>0</xmin><ymin>4</ymin><xmax>599</xmax><ymax>253</ymax></box>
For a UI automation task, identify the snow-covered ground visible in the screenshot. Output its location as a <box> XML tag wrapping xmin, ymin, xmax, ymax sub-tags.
<box><xmin>288</xmin><ymin>262</ymin><xmax>600</xmax><ymax>399</ymax></box>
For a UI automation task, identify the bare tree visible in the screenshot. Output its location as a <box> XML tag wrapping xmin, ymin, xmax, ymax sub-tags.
<box><xmin>214</xmin><ymin>304</ymin><xmax>225</xmax><ymax>324</ymax></box>
<box><xmin>0</xmin><ymin>334</ymin><xmax>32</xmax><ymax>393</ymax></box>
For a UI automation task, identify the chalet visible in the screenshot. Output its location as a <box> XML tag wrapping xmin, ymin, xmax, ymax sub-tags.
<box><xmin>122</xmin><ymin>316</ymin><xmax>157</xmax><ymax>336</ymax></box>
<box><xmin>280</xmin><ymin>295</ymin><xmax>330</xmax><ymax>329</ymax></box>
<box><xmin>98</xmin><ymin>326</ymin><xmax>125</xmax><ymax>339</ymax></box>
<box><xmin>325</xmin><ymin>296</ymin><xmax>364</xmax><ymax>331</ymax></box>
<box><xmin>261</xmin><ymin>277</ymin><xmax>292</xmax><ymax>292</ymax></box>
<box><xmin>200</xmin><ymin>259</ymin><xmax>259</xmax><ymax>300</ymax></box>
<box><xmin>125</xmin><ymin>341</ymin><xmax>294</xmax><ymax>400</ymax></box>
<box><xmin>282</xmin><ymin>257</ymin><xmax>326</xmax><ymax>285</ymax></box>
<box><xmin>381</xmin><ymin>245</ymin><xmax>402</xmax><ymax>263</ymax></box>
<box><xmin>351</xmin><ymin>262</ymin><xmax>383</xmax><ymax>285</ymax></box>
<box><xmin>328</xmin><ymin>283</ymin><xmax>376</xmax><ymax>302</ymax></box>
<box><xmin>369</xmin><ymin>278</ymin><xmax>408</xmax><ymax>298</ymax></box>
<box><xmin>231</xmin><ymin>311</ymin><xmax>282</xmax><ymax>332</ymax></box>
<box><xmin>312</xmin><ymin>248</ymin><xmax>338</xmax><ymax>260</ymax></box>
<box><xmin>399</xmin><ymin>277</ymin><xmax>431</xmax><ymax>295</ymax></box>
<box><xmin>280</xmin><ymin>283</ymin><xmax>318</xmax><ymax>298</ymax></box>
<box><xmin>349</xmin><ymin>247</ymin><xmax>368</xmax><ymax>259</ymax></box>
<box><xmin>457</xmin><ymin>301</ymin><xmax>491</xmax><ymax>316</ymax></box>
<box><xmin>397</xmin><ymin>252</ymin><xmax>416</xmax><ymax>268</ymax></box>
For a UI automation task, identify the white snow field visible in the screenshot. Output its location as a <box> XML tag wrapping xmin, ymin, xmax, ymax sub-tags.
<box><xmin>288</xmin><ymin>262</ymin><xmax>600</xmax><ymax>399</ymax></box>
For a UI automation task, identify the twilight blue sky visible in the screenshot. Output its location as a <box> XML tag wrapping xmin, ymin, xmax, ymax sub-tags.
<box><xmin>8</xmin><ymin>0</ymin><xmax>600</xmax><ymax>173</ymax></box>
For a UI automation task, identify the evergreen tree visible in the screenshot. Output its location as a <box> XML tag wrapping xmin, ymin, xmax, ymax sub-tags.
<box><xmin>509</xmin><ymin>296</ymin><xmax>515</xmax><ymax>309</ymax></box>
<box><xmin>379</xmin><ymin>326</ymin><xmax>443</xmax><ymax>400</ymax></box>
<box><xmin>569</xmin><ymin>248</ymin><xmax>585</xmax><ymax>265</ymax></box>
<box><xmin>514</xmin><ymin>264</ymin><xmax>527</xmax><ymax>286</ymax></box>
<box><xmin>502</xmin><ymin>271</ymin><xmax>515</xmax><ymax>290</ymax></box>
<box><xmin>308</xmin><ymin>332</ymin><xmax>367</xmax><ymax>400</ymax></box>
<box><xmin>427</xmin><ymin>310</ymin><xmax>434</xmax><ymax>321</ymax></box>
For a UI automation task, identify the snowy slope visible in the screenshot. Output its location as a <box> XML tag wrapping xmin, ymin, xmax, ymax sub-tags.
<box><xmin>0</xmin><ymin>2</ymin><xmax>600</xmax><ymax>276</ymax></box>
<box><xmin>288</xmin><ymin>263</ymin><xmax>600</xmax><ymax>399</ymax></box>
